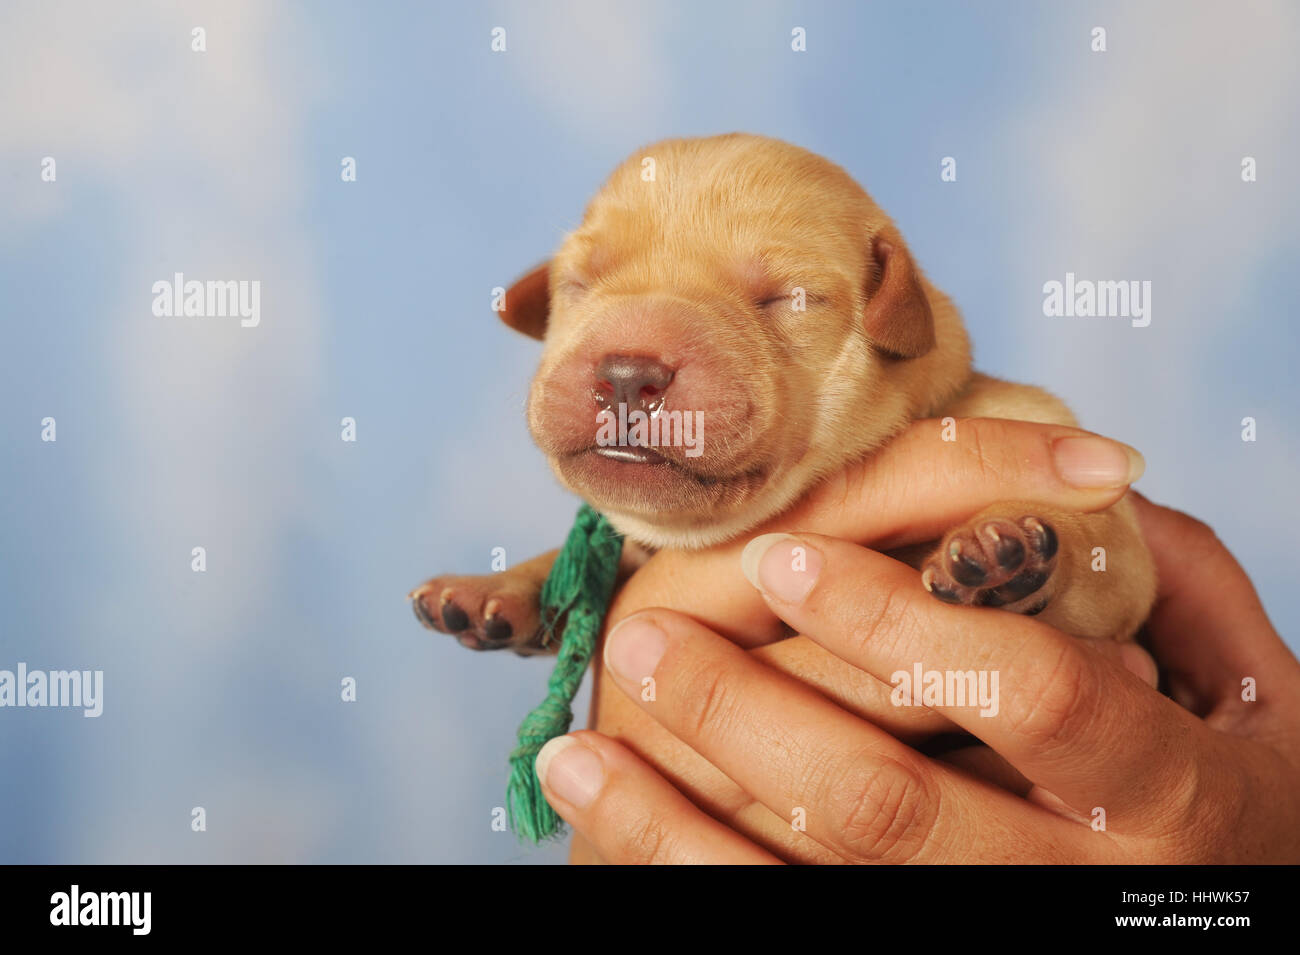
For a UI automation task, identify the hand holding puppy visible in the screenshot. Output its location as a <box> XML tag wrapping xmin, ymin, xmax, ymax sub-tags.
<box><xmin>542</xmin><ymin>421</ymin><xmax>1300</xmax><ymax>863</ymax></box>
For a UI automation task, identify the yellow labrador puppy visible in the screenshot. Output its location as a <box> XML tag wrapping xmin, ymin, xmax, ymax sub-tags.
<box><xmin>411</xmin><ymin>133</ymin><xmax>1155</xmax><ymax>654</ymax></box>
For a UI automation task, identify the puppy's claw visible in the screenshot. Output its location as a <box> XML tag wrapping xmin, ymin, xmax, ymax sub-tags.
<box><xmin>482</xmin><ymin>603</ymin><xmax>513</xmax><ymax>643</ymax></box>
<box><xmin>981</xmin><ymin>523</ymin><xmax>1026</xmax><ymax>571</ymax></box>
<box><xmin>946</xmin><ymin>540</ymin><xmax>988</xmax><ymax>588</ymax></box>
<box><xmin>1022</xmin><ymin>517</ymin><xmax>1058</xmax><ymax>560</ymax></box>
<box><xmin>412</xmin><ymin>596</ymin><xmax>440</xmax><ymax>630</ymax></box>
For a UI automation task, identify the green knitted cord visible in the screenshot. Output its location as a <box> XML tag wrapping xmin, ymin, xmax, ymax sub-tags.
<box><xmin>507</xmin><ymin>503</ymin><xmax>624</xmax><ymax>844</ymax></box>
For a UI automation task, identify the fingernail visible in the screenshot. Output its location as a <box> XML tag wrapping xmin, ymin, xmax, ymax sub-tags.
<box><xmin>740</xmin><ymin>533</ymin><xmax>822</xmax><ymax>604</ymax></box>
<box><xmin>604</xmin><ymin>614</ymin><xmax>667</xmax><ymax>684</ymax></box>
<box><xmin>1052</xmin><ymin>436</ymin><xmax>1145</xmax><ymax>489</ymax></box>
<box><xmin>536</xmin><ymin>736</ymin><xmax>604</xmax><ymax>809</ymax></box>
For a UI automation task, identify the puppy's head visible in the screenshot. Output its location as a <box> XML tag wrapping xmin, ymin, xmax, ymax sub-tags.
<box><xmin>504</xmin><ymin>134</ymin><xmax>971</xmax><ymax>548</ymax></box>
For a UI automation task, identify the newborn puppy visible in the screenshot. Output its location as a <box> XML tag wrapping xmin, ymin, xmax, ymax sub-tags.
<box><xmin>411</xmin><ymin>134</ymin><xmax>1156</xmax><ymax>652</ymax></box>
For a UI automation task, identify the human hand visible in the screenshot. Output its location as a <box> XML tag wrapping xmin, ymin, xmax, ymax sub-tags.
<box><xmin>540</xmin><ymin>422</ymin><xmax>1300</xmax><ymax>862</ymax></box>
<box><xmin>568</xmin><ymin>417</ymin><xmax>1157</xmax><ymax>860</ymax></box>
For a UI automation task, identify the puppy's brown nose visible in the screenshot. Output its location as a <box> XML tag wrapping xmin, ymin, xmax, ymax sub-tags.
<box><xmin>596</xmin><ymin>354</ymin><xmax>675</xmax><ymax>412</ymax></box>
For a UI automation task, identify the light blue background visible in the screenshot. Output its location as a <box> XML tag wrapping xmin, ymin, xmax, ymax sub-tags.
<box><xmin>1</xmin><ymin>1</ymin><xmax>1296</xmax><ymax>863</ymax></box>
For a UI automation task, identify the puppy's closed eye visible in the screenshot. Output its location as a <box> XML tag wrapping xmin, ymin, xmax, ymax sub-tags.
<box><xmin>756</xmin><ymin>288</ymin><xmax>827</xmax><ymax>311</ymax></box>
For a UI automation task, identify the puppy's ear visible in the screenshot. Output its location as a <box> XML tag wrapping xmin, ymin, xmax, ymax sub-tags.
<box><xmin>499</xmin><ymin>262</ymin><xmax>550</xmax><ymax>340</ymax></box>
<box><xmin>863</xmin><ymin>231</ymin><xmax>936</xmax><ymax>359</ymax></box>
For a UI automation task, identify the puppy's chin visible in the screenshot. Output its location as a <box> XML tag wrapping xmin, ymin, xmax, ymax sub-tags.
<box><xmin>548</xmin><ymin>446</ymin><xmax>813</xmax><ymax>550</ymax></box>
<box><xmin>553</xmin><ymin>446</ymin><xmax>765</xmax><ymax>518</ymax></box>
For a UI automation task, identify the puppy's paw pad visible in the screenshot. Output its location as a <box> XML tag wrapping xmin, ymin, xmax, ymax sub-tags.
<box><xmin>409</xmin><ymin>574</ymin><xmax>542</xmax><ymax>652</ymax></box>
<box><xmin>439</xmin><ymin>597</ymin><xmax>471</xmax><ymax>633</ymax></box>
<box><xmin>922</xmin><ymin>516</ymin><xmax>1058</xmax><ymax>612</ymax></box>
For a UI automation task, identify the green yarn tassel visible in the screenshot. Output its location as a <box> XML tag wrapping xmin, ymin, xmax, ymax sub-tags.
<box><xmin>507</xmin><ymin>503</ymin><xmax>624</xmax><ymax>844</ymax></box>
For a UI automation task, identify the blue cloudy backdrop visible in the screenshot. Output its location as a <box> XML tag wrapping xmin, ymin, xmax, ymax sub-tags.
<box><xmin>1</xmin><ymin>0</ymin><xmax>1297</xmax><ymax>863</ymax></box>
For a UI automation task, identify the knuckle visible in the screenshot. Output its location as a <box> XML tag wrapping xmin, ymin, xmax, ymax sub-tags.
<box><xmin>961</xmin><ymin>418</ymin><xmax>1013</xmax><ymax>486</ymax></box>
<box><xmin>1159</xmin><ymin>773</ymin><xmax>1216</xmax><ymax>859</ymax></box>
<box><xmin>850</xmin><ymin>581</ymin><xmax>917</xmax><ymax>658</ymax></box>
<box><xmin>1160</xmin><ymin>507</ymin><xmax>1225</xmax><ymax>560</ymax></box>
<box><xmin>1146</xmin><ymin>736</ymin><xmax>1238</xmax><ymax>857</ymax></box>
<box><xmin>833</xmin><ymin>756</ymin><xmax>936</xmax><ymax>863</ymax></box>
<box><xmin>679</xmin><ymin>661</ymin><xmax>739</xmax><ymax>740</ymax></box>
<box><xmin>965</xmin><ymin>419</ymin><xmax>993</xmax><ymax>483</ymax></box>
<box><xmin>621</xmin><ymin>811</ymin><xmax>679</xmax><ymax>865</ymax></box>
<box><xmin>1002</xmin><ymin>644</ymin><xmax>1099</xmax><ymax>755</ymax></box>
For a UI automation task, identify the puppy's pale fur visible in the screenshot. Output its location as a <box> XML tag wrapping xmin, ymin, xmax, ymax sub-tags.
<box><xmin>413</xmin><ymin>134</ymin><xmax>1155</xmax><ymax>650</ymax></box>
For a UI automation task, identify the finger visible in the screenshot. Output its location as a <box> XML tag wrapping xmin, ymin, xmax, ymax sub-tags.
<box><xmin>932</xmin><ymin>641</ymin><xmax>1156</xmax><ymax>799</ymax></box>
<box><xmin>536</xmin><ymin>731</ymin><xmax>779</xmax><ymax>864</ymax></box>
<box><xmin>585</xmin><ymin>637</ymin><xmax>950</xmax><ymax>864</ymax></box>
<box><xmin>606</xmin><ymin>418</ymin><xmax>1146</xmax><ymax>649</ymax></box>
<box><xmin>740</xmin><ymin>531</ymin><xmax>1209</xmax><ymax>831</ymax></box>
<box><xmin>752</xmin><ymin>636</ymin><xmax>953</xmax><ymax>743</ymax></box>
<box><xmin>792</xmin><ymin>417</ymin><xmax>1146</xmax><ymax>550</ymax></box>
<box><xmin>1130</xmin><ymin>492</ymin><xmax>1300</xmax><ymax>717</ymax></box>
<box><xmin>600</xmin><ymin>417</ymin><xmax>1148</xmax><ymax>770</ymax></box>
<box><xmin>601</xmin><ymin>610</ymin><xmax>1086</xmax><ymax>863</ymax></box>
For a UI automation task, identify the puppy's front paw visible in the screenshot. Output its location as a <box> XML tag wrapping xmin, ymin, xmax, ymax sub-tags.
<box><xmin>922</xmin><ymin>516</ymin><xmax>1058</xmax><ymax>614</ymax></box>
<box><xmin>409</xmin><ymin>572</ymin><xmax>547</xmax><ymax>655</ymax></box>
